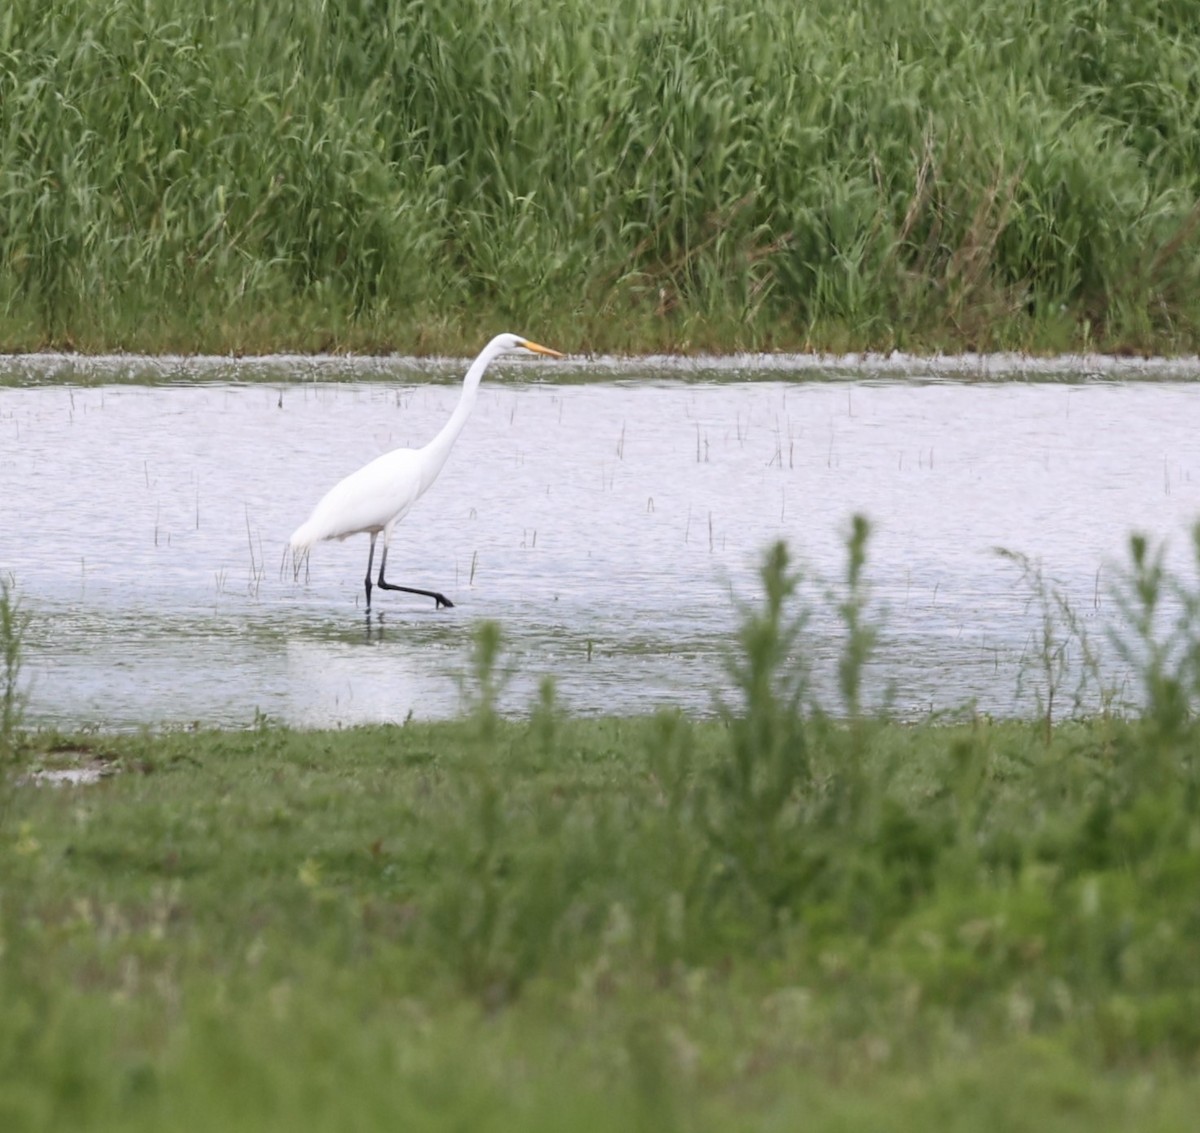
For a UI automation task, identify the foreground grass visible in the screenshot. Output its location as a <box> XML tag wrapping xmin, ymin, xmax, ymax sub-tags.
<box><xmin>3</xmin><ymin>710</ymin><xmax>1200</xmax><ymax>1131</ymax></box>
<box><xmin>2</xmin><ymin>0</ymin><xmax>1200</xmax><ymax>355</ymax></box>
<box><xmin>6</xmin><ymin>531</ymin><xmax>1200</xmax><ymax>1129</ymax></box>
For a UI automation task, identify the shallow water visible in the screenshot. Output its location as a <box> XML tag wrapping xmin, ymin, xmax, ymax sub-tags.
<box><xmin>2</xmin><ymin>355</ymin><xmax>1199</xmax><ymax>728</ymax></box>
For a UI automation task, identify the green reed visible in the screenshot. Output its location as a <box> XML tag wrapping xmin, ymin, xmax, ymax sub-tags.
<box><xmin>0</xmin><ymin>575</ymin><xmax>29</xmax><ymax>828</ymax></box>
<box><xmin>1</xmin><ymin>0</ymin><xmax>1198</xmax><ymax>353</ymax></box>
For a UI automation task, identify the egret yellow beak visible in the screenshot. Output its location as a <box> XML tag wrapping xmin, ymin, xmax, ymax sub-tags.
<box><xmin>520</xmin><ymin>339</ymin><xmax>565</xmax><ymax>359</ymax></box>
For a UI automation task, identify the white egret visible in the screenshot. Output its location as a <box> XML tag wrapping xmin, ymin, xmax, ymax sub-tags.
<box><xmin>289</xmin><ymin>332</ymin><xmax>564</xmax><ymax>612</ymax></box>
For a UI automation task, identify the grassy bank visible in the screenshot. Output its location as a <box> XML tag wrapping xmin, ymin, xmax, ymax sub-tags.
<box><xmin>2</xmin><ymin>0</ymin><xmax>1199</xmax><ymax>356</ymax></box>
<box><xmin>4</xmin><ymin>712</ymin><xmax>1200</xmax><ymax>1131</ymax></box>
<box><xmin>5</xmin><ymin>535</ymin><xmax>1200</xmax><ymax>1129</ymax></box>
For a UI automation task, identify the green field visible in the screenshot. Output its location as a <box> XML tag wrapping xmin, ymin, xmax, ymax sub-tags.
<box><xmin>5</xmin><ymin>538</ymin><xmax>1200</xmax><ymax>1129</ymax></box>
<box><xmin>2</xmin><ymin>0</ymin><xmax>1200</xmax><ymax>355</ymax></box>
<box><xmin>4</xmin><ymin>715</ymin><xmax>1200</xmax><ymax>1131</ymax></box>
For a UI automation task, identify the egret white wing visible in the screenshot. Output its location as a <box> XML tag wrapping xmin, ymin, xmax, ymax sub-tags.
<box><xmin>290</xmin><ymin>448</ymin><xmax>424</xmax><ymax>548</ymax></box>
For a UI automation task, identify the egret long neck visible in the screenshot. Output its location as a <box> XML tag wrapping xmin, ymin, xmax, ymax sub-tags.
<box><xmin>416</xmin><ymin>350</ymin><xmax>490</xmax><ymax>493</ymax></box>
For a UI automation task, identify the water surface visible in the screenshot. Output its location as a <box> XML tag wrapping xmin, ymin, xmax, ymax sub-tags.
<box><xmin>2</xmin><ymin>355</ymin><xmax>1199</xmax><ymax>728</ymax></box>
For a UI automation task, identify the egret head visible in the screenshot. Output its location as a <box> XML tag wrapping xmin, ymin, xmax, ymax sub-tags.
<box><xmin>489</xmin><ymin>333</ymin><xmax>565</xmax><ymax>359</ymax></box>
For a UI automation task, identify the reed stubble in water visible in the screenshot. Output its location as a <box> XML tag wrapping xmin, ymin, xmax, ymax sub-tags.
<box><xmin>1</xmin><ymin>0</ymin><xmax>1199</xmax><ymax>354</ymax></box>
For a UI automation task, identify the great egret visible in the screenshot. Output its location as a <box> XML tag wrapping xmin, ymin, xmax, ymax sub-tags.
<box><xmin>289</xmin><ymin>332</ymin><xmax>564</xmax><ymax>613</ymax></box>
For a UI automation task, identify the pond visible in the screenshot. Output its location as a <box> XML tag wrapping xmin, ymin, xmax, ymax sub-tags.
<box><xmin>2</xmin><ymin>351</ymin><xmax>1199</xmax><ymax>728</ymax></box>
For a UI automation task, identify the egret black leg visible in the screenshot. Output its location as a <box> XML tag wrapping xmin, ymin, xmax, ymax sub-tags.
<box><xmin>364</xmin><ymin>533</ymin><xmax>378</xmax><ymax>612</ymax></box>
<box><xmin>376</xmin><ymin>544</ymin><xmax>454</xmax><ymax>609</ymax></box>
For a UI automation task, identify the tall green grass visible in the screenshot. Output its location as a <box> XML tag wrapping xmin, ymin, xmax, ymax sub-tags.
<box><xmin>1</xmin><ymin>0</ymin><xmax>1199</xmax><ymax>354</ymax></box>
<box><xmin>0</xmin><ymin>574</ymin><xmax>29</xmax><ymax>827</ymax></box>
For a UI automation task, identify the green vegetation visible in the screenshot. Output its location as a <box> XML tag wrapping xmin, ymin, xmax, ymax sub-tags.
<box><xmin>2</xmin><ymin>0</ymin><xmax>1199</xmax><ymax>356</ymax></box>
<box><xmin>6</xmin><ymin>527</ymin><xmax>1200</xmax><ymax>1128</ymax></box>
<box><xmin>0</xmin><ymin>574</ymin><xmax>30</xmax><ymax>827</ymax></box>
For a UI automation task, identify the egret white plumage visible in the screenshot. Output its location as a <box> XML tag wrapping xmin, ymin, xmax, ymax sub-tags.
<box><xmin>289</xmin><ymin>333</ymin><xmax>564</xmax><ymax>612</ymax></box>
